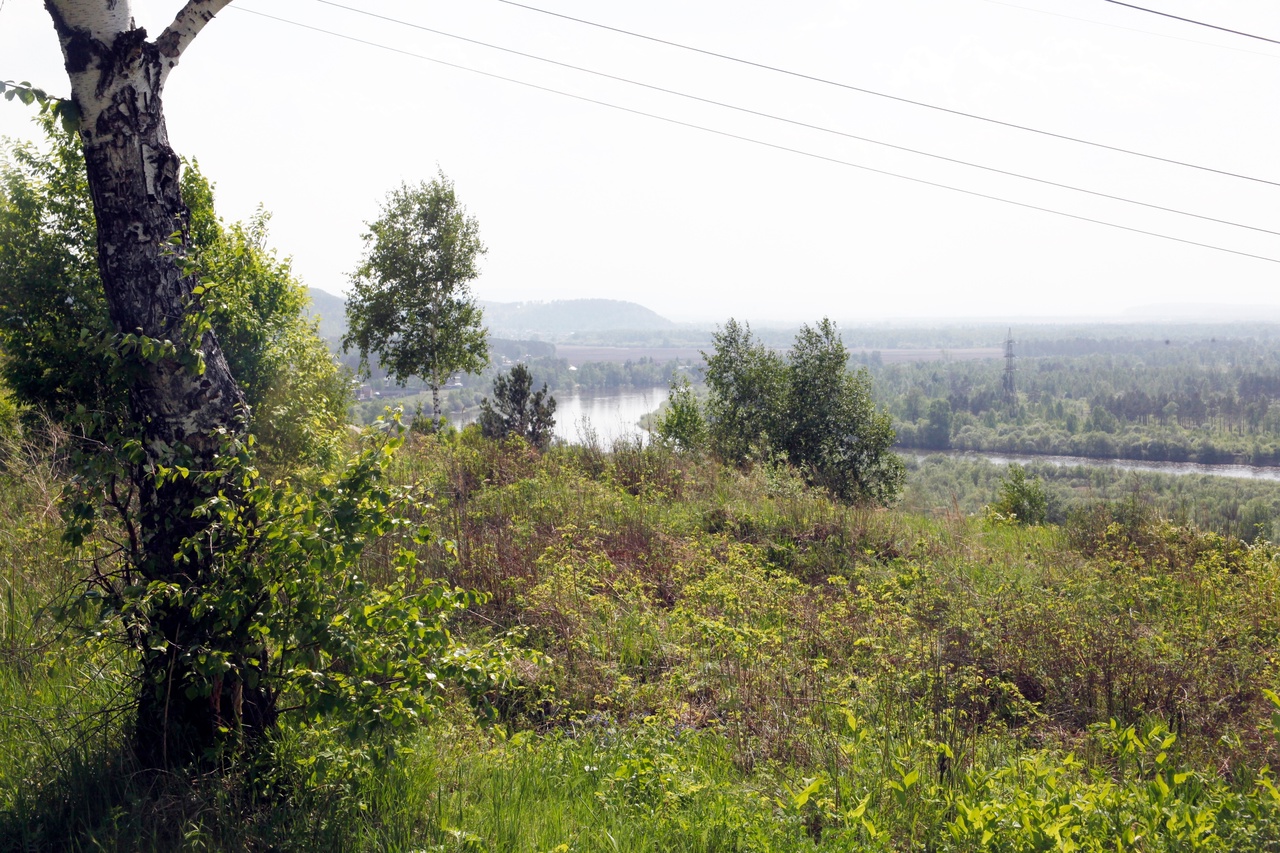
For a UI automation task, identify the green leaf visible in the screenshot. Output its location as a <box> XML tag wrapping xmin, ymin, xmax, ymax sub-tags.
<box><xmin>55</xmin><ymin>99</ymin><xmax>81</xmax><ymax>133</ymax></box>
<box><xmin>790</xmin><ymin>777</ymin><xmax>823</xmax><ymax>808</ymax></box>
<box><xmin>846</xmin><ymin>794</ymin><xmax>869</xmax><ymax>820</ymax></box>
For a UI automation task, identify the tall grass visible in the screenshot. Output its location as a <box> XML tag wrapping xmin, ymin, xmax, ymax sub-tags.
<box><xmin>3</xmin><ymin>429</ymin><xmax>1280</xmax><ymax>849</ymax></box>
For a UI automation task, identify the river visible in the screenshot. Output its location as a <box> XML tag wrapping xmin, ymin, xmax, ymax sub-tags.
<box><xmin>554</xmin><ymin>386</ymin><xmax>670</xmax><ymax>445</ymax></box>
<box><xmin>914</xmin><ymin>449</ymin><xmax>1280</xmax><ymax>483</ymax></box>
<box><xmin>454</xmin><ymin>386</ymin><xmax>669</xmax><ymax>446</ymax></box>
<box><xmin>460</xmin><ymin>386</ymin><xmax>1280</xmax><ymax>480</ymax></box>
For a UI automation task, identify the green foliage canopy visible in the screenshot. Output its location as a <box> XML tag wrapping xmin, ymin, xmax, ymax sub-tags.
<box><xmin>990</xmin><ymin>463</ymin><xmax>1049</xmax><ymax>525</ymax></box>
<box><xmin>784</xmin><ymin>319</ymin><xmax>904</xmax><ymax>504</ymax></box>
<box><xmin>479</xmin><ymin>363</ymin><xmax>556</xmax><ymax>450</ymax></box>
<box><xmin>702</xmin><ymin>319</ymin><xmax>787</xmax><ymax>463</ymax></box>
<box><xmin>921</xmin><ymin>398</ymin><xmax>952</xmax><ymax>449</ymax></box>
<box><xmin>655</xmin><ymin>376</ymin><xmax>707</xmax><ymax>452</ymax></box>
<box><xmin>344</xmin><ymin>173</ymin><xmax>489</xmax><ymax>422</ymax></box>
<box><xmin>0</xmin><ymin>118</ymin><xmax>350</xmax><ymax>466</ymax></box>
<box><xmin>703</xmin><ymin>318</ymin><xmax>903</xmax><ymax>504</ymax></box>
<box><xmin>0</xmin><ymin>116</ymin><xmax>113</xmax><ymax>417</ymax></box>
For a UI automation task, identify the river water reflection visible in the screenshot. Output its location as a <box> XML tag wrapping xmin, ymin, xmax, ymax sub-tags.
<box><xmin>554</xmin><ymin>386</ymin><xmax>669</xmax><ymax>445</ymax></box>
<box><xmin>455</xmin><ymin>386</ymin><xmax>668</xmax><ymax>446</ymax></box>
<box><xmin>915</xmin><ymin>450</ymin><xmax>1280</xmax><ymax>483</ymax></box>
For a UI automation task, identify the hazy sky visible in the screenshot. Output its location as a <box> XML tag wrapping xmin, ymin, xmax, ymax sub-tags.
<box><xmin>2</xmin><ymin>0</ymin><xmax>1277</xmax><ymax>323</ymax></box>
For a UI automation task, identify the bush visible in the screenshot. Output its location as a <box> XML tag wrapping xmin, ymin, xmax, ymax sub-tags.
<box><xmin>479</xmin><ymin>363</ymin><xmax>557</xmax><ymax>450</ymax></box>
<box><xmin>989</xmin><ymin>463</ymin><xmax>1048</xmax><ymax>525</ymax></box>
<box><xmin>654</xmin><ymin>376</ymin><xmax>706</xmax><ymax>452</ymax></box>
<box><xmin>704</xmin><ymin>318</ymin><xmax>903</xmax><ymax>504</ymax></box>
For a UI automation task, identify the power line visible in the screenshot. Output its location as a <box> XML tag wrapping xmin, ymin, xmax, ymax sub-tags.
<box><xmin>494</xmin><ymin>0</ymin><xmax>1280</xmax><ymax>189</ymax></box>
<box><xmin>306</xmin><ymin>0</ymin><xmax>1280</xmax><ymax>238</ymax></box>
<box><xmin>229</xmin><ymin>5</ymin><xmax>1280</xmax><ymax>267</ymax></box>
<box><xmin>1100</xmin><ymin>0</ymin><xmax>1280</xmax><ymax>47</ymax></box>
<box><xmin>977</xmin><ymin>0</ymin><xmax>1280</xmax><ymax>59</ymax></box>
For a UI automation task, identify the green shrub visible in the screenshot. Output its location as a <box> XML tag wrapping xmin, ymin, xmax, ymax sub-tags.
<box><xmin>655</xmin><ymin>376</ymin><xmax>707</xmax><ymax>453</ymax></box>
<box><xmin>989</xmin><ymin>464</ymin><xmax>1048</xmax><ymax>525</ymax></box>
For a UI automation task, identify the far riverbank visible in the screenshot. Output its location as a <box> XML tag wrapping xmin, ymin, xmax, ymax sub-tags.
<box><xmin>910</xmin><ymin>449</ymin><xmax>1280</xmax><ymax>482</ymax></box>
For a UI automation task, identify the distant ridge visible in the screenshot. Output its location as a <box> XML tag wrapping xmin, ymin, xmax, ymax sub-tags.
<box><xmin>305</xmin><ymin>287</ymin><xmax>347</xmax><ymax>341</ymax></box>
<box><xmin>479</xmin><ymin>298</ymin><xmax>674</xmax><ymax>337</ymax></box>
<box><xmin>306</xmin><ymin>291</ymin><xmax>677</xmax><ymax>343</ymax></box>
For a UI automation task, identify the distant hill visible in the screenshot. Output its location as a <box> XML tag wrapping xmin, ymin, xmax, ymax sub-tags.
<box><xmin>305</xmin><ymin>287</ymin><xmax>347</xmax><ymax>341</ymax></box>
<box><xmin>307</xmin><ymin>291</ymin><xmax>678</xmax><ymax>346</ymax></box>
<box><xmin>480</xmin><ymin>299</ymin><xmax>674</xmax><ymax>338</ymax></box>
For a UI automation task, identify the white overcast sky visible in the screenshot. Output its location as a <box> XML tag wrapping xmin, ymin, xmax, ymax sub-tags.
<box><xmin>2</xmin><ymin>0</ymin><xmax>1277</xmax><ymax>323</ymax></box>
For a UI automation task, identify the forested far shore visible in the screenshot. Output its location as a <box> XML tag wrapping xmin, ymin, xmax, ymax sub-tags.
<box><xmin>878</xmin><ymin>336</ymin><xmax>1280</xmax><ymax>466</ymax></box>
<box><xmin>901</xmin><ymin>453</ymin><xmax>1280</xmax><ymax>543</ymax></box>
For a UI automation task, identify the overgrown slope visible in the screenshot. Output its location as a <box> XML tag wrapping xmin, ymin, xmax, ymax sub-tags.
<box><xmin>4</xmin><ymin>433</ymin><xmax>1280</xmax><ymax>850</ymax></box>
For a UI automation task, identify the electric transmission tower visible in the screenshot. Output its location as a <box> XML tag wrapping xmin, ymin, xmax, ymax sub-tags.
<box><xmin>1002</xmin><ymin>328</ymin><xmax>1017</xmax><ymax>405</ymax></box>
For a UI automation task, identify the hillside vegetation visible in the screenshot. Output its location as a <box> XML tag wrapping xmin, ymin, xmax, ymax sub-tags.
<box><xmin>6</xmin><ymin>115</ymin><xmax>1280</xmax><ymax>853</ymax></box>
<box><xmin>901</xmin><ymin>454</ymin><xmax>1280</xmax><ymax>543</ymax></box>
<box><xmin>3</xmin><ymin>428</ymin><xmax>1280</xmax><ymax>850</ymax></box>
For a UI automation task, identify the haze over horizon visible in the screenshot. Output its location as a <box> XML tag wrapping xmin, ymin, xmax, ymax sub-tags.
<box><xmin>4</xmin><ymin>0</ymin><xmax>1277</xmax><ymax>322</ymax></box>
<box><xmin>311</xmin><ymin>286</ymin><xmax>1280</xmax><ymax>329</ymax></box>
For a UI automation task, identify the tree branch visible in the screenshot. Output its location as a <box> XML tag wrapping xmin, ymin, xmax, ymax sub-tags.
<box><xmin>155</xmin><ymin>0</ymin><xmax>234</xmax><ymax>69</ymax></box>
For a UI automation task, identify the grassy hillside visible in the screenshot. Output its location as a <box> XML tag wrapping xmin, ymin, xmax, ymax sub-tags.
<box><xmin>3</xmin><ymin>433</ymin><xmax>1280</xmax><ymax>849</ymax></box>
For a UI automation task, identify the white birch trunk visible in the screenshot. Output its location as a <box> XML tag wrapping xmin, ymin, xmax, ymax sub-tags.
<box><xmin>43</xmin><ymin>0</ymin><xmax>268</xmax><ymax>766</ymax></box>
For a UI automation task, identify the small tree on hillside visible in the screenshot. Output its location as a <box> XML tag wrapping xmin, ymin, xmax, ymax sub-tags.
<box><xmin>991</xmin><ymin>463</ymin><xmax>1048</xmax><ymax>525</ymax></box>
<box><xmin>655</xmin><ymin>376</ymin><xmax>707</xmax><ymax>452</ymax></box>
<box><xmin>783</xmin><ymin>319</ymin><xmax>903</xmax><ymax>504</ymax></box>
<box><xmin>703</xmin><ymin>317</ymin><xmax>904</xmax><ymax>505</ymax></box>
<box><xmin>702</xmin><ymin>319</ymin><xmax>787</xmax><ymax>463</ymax></box>
<box><xmin>479</xmin><ymin>363</ymin><xmax>556</xmax><ymax>450</ymax></box>
<box><xmin>345</xmin><ymin>172</ymin><xmax>489</xmax><ymax>427</ymax></box>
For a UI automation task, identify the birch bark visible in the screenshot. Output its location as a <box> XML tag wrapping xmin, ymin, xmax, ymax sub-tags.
<box><xmin>44</xmin><ymin>0</ymin><xmax>242</xmax><ymax>461</ymax></box>
<box><xmin>42</xmin><ymin>0</ymin><xmax>265</xmax><ymax>765</ymax></box>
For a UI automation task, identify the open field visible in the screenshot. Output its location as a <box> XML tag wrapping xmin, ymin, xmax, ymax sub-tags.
<box><xmin>556</xmin><ymin>345</ymin><xmax>1005</xmax><ymax>366</ymax></box>
<box><xmin>555</xmin><ymin>344</ymin><xmax>707</xmax><ymax>364</ymax></box>
<box><xmin>854</xmin><ymin>346</ymin><xmax>1004</xmax><ymax>363</ymax></box>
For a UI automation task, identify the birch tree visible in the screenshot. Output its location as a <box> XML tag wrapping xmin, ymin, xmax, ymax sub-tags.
<box><xmin>345</xmin><ymin>173</ymin><xmax>489</xmax><ymax>428</ymax></box>
<box><xmin>40</xmin><ymin>0</ymin><xmax>254</xmax><ymax>766</ymax></box>
<box><xmin>20</xmin><ymin>1</ymin><xmax>513</xmax><ymax>775</ymax></box>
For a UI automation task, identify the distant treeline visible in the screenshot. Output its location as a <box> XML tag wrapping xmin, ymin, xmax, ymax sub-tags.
<box><xmin>880</xmin><ymin>338</ymin><xmax>1280</xmax><ymax>465</ymax></box>
<box><xmin>340</xmin><ymin>337</ymin><xmax>553</xmax><ymax>385</ymax></box>
<box><xmin>789</xmin><ymin>322</ymin><xmax>1280</xmax><ymax>352</ymax></box>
